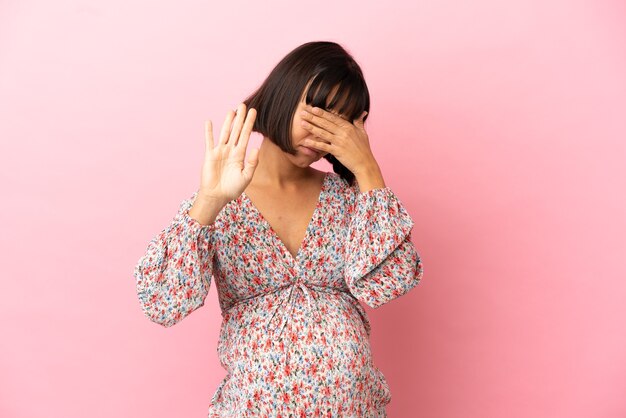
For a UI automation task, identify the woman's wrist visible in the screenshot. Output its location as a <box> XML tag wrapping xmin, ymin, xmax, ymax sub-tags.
<box><xmin>188</xmin><ymin>194</ymin><xmax>228</xmax><ymax>226</ymax></box>
<box><xmin>354</xmin><ymin>163</ymin><xmax>386</xmax><ymax>193</ymax></box>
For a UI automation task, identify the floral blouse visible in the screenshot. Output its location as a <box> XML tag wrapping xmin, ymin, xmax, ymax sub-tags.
<box><xmin>133</xmin><ymin>171</ymin><xmax>424</xmax><ymax>417</ymax></box>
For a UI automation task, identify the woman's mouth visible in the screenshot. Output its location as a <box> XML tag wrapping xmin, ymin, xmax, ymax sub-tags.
<box><xmin>300</xmin><ymin>145</ymin><xmax>319</xmax><ymax>156</ymax></box>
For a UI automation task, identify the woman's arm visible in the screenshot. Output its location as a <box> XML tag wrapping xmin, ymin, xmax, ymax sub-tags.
<box><xmin>343</xmin><ymin>183</ymin><xmax>424</xmax><ymax>309</ymax></box>
<box><xmin>133</xmin><ymin>190</ymin><xmax>221</xmax><ymax>327</ymax></box>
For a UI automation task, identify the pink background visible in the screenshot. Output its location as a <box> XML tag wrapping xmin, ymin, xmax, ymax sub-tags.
<box><xmin>1</xmin><ymin>0</ymin><xmax>625</xmax><ymax>417</ymax></box>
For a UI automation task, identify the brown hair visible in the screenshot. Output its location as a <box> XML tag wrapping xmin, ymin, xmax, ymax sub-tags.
<box><xmin>242</xmin><ymin>41</ymin><xmax>370</xmax><ymax>186</ymax></box>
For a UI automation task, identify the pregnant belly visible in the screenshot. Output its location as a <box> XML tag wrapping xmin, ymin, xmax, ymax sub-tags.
<box><xmin>217</xmin><ymin>289</ymin><xmax>373</xmax><ymax>375</ymax></box>
<box><xmin>214</xmin><ymin>289</ymin><xmax>389</xmax><ymax>413</ymax></box>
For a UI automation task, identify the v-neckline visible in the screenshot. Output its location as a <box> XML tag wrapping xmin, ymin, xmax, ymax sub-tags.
<box><xmin>242</xmin><ymin>171</ymin><xmax>331</xmax><ymax>266</ymax></box>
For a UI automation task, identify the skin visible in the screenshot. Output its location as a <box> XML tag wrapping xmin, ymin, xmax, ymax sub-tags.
<box><xmin>250</xmin><ymin>83</ymin><xmax>386</xmax><ymax>193</ymax></box>
<box><xmin>188</xmin><ymin>85</ymin><xmax>387</xmax><ymax>247</ymax></box>
<box><xmin>249</xmin><ymin>88</ymin><xmax>386</xmax><ymax>255</ymax></box>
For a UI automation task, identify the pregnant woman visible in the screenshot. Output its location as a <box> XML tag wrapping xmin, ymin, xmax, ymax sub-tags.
<box><xmin>133</xmin><ymin>41</ymin><xmax>424</xmax><ymax>417</ymax></box>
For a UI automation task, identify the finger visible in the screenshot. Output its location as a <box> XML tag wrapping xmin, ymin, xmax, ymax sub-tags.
<box><xmin>303</xmin><ymin>106</ymin><xmax>342</xmax><ymax>133</ymax></box>
<box><xmin>301</xmin><ymin>120</ymin><xmax>333</xmax><ymax>142</ymax></box>
<box><xmin>205</xmin><ymin>120</ymin><xmax>214</xmax><ymax>151</ymax></box>
<box><xmin>228</xmin><ymin>103</ymin><xmax>247</xmax><ymax>146</ymax></box>
<box><xmin>302</xmin><ymin>137</ymin><xmax>331</xmax><ymax>153</ymax></box>
<box><xmin>236</xmin><ymin>107</ymin><xmax>256</xmax><ymax>152</ymax></box>
<box><xmin>242</xmin><ymin>147</ymin><xmax>259</xmax><ymax>179</ymax></box>
<box><xmin>352</xmin><ymin>111</ymin><xmax>367</xmax><ymax>128</ymax></box>
<box><xmin>219</xmin><ymin>109</ymin><xmax>237</xmax><ymax>145</ymax></box>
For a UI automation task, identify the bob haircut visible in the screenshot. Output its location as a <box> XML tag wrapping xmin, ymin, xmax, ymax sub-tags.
<box><xmin>242</xmin><ymin>41</ymin><xmax>370</xmax><ymax>186</ymax></box>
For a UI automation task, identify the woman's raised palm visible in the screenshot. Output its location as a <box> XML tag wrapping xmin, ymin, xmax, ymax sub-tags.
<box><xmin>200</xmin><ymin>103</ymin><xmax>259</xmax><ymax>202</ymax></box>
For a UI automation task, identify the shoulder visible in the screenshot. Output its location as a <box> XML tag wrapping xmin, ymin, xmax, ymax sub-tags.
<box><xmin>325</xmin><ymin>171</ymin><xmax>360</xmax><ymax>213</ymax></box>
<box><xmin>327</xmin><ymin>171</ymin><xmax>359</xmax><ymax>193</ymax></box>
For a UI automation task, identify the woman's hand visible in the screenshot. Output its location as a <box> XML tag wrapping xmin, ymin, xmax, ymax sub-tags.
<box><xmin>199</xmin><ymin>103</ymin><xmax>259</xmax><ymax>203</ymax></box>
<box><xmin>298</xmin><ymin>105</ymin><xmax>377</xmax><ymax>176</ymax></box>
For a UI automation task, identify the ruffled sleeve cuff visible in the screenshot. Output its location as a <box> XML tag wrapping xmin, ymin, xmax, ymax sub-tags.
<box><xmin>133</xmin><ymin>190</ymin><xmax>219</xmax><ymax>327</ymax></box>
<box><xmin>345</xmin><ymin>186</ymin><xmax>415</xmax><ymax>282</ymax></box>
<box><xmin>344</xmin><ymin>185</ymin><xmax>422</xmax><ymax>308</ymax></box>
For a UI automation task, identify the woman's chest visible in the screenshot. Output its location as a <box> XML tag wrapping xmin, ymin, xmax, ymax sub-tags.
<box><xmin>244</xmin><ymin>191</ymin><xmax>321</xmax><ymax>260</ymax></box>
<box><xmin>210</xmin><ymin>192</ymin><xmax>351</xmax><ymax>298</ymax></box>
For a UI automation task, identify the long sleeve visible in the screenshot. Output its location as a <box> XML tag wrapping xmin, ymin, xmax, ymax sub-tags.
<box><xmin>343</xmin><ymin>183</ymin><xmax>424</xmax><ymax>309</ymax></box>
<box><xmin>133</xmin><ymin>190</ymin><xmax>219</xmax><ymax>327</ymax></box>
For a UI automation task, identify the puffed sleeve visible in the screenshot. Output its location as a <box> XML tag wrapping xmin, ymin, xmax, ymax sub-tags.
<box><xmin>133</xmin><ymin>190</ymin><xmax>220</xmax><ymax>327</ymax></box>
<box><xmin>343</xmin><ymin>182</ymin><xmax>424</xmax><ymax>309</ymax></box>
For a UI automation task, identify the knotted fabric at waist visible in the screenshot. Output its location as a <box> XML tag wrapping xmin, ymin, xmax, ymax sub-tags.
<box><xmin>221</xmin><ymin>279</ymin><xmax>353</xmax><ymax>337</ymax></box>
<box><xmin>220</xmin><ymin>279</ymin><xmax>369</xmax><ymax>366</ymax></box>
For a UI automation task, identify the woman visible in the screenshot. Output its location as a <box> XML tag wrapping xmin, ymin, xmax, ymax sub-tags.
<box><xmin>134</xmin><ymin>41</ymin><xmax>424</xmax><ymax>417</ymax></box>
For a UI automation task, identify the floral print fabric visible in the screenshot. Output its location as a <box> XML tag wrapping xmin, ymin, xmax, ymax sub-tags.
<box><xmin>134</xmin><ymin>171</ymin><xmax>424</xmax><ymax>417</ymax></box>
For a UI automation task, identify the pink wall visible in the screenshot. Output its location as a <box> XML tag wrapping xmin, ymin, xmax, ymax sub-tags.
<box><xmin>1</xmin><ymin>0</ymin><xmax>625</xmax><ymax>417</ymax></box>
